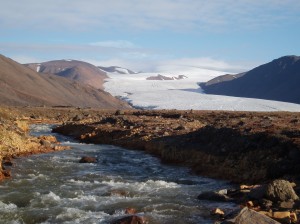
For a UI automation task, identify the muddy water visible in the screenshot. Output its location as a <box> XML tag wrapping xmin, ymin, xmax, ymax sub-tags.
<box><xmin>0</xmin><ymin>124</ymin><xmax>237</xmax><ymax>224</ymax></box>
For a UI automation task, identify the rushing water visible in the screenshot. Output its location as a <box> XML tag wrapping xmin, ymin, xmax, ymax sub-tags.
<box><xmin>0</xmin><ymin>124</ymin><xmax>237</xmax><ymax>224</ymax></box>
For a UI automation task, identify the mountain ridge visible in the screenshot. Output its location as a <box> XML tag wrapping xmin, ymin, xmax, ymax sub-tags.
<box><xmin>200</xmin><ymin>55</ymin><xmax>300</xmax><ymax>104</ymax></box>
<box><xmin>0</xmin><ymin>55</ymin><xmax>129</xmax><ymax>108</ymax></box>
<box><xmin>25</xmin><ymin>60</ymin><xmax>108</xmax><ymax>89</ymax></box>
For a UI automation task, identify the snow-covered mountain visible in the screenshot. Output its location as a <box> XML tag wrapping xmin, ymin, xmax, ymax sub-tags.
<box><xmin>98</xmin><ymin>66</ymin><xmax>137</xmax><ymax>74</ymax></box>
<box><xmin>104</xmin><ymin>66</ymin><xmax>300</xmax><ymax>112</ymax></box>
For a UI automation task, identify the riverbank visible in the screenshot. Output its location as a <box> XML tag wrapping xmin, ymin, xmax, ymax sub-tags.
<box><xmin>0</xmin><ymin>107</ymin><xmax>74</xmax><ymax>181</ymax></box>
<box><xmin>53</xmin><ymin>109</ymin><xmax>300</xmax><ymax>184</ymax></box>
<box><xmin>2</xmin><ymin>106</ymin><xmax>300</xmax><ymax>184</ymax></box>
<box><xmin>1</xmin><ymin>106</ymin><xmax>300</xmax><ymax>223</ymax></box>
<box><xmin>0</xmin><ymin>106</ymin><xmax>112</xmax><ymax>181</ymax></box>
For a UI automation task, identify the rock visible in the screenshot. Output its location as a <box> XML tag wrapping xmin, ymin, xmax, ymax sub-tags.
<box><xmin>101</xmin><ymin>117</ymin><xmax>118</xmax><ymax>125</ymax></box>
<box><xmin>221</xmin><ymin>209</ymin><xmax>242</xmax><ymax>224</ymax></box>
<box><xmin>73</xmin><ymin>114</ymin><xmax>83</xmax><ymax>121</ymax></box>
<box><xmin>115</xmin><ymin>110</ymin><xmax>125</xmax><ymax>115</ymax></box>
<box><xmin>110</xmin><ymin>190</ymin><xmax>129</xmax><ymax>197</ymax></box>
<box><xmin>290</xmin><ymin>212</ymin><xmax>298</xmax><ymax>223</ymax></box>
<box><xmin>235</xmin><ymin>208</ymin><xmax>280</xmax><ymax>224</ymax></box>
<box><xmin>111</xmin><ymin>215</ymin><xmax>146</xmax><ymax>224</ymax></box>
<box><xmin>211</xmin><ymin>208</ymin><xmax>225</xmax><ymax>216</ymax></box>
<box><xmin>125</xmin><ymin>208</ymin><xmax>137</xmax><ymax>215</ymax></box>
<box><xmin>2</xmin><ymin>170</ymin><xmax>11</xmax><ymax>178</ymax></box>
<box><xmin>277</xmin><ymin>200</ymin><xmax>295</xmax><ymax>209</ymax></box>
<box><xmin>2</xmin><ymin>157</ymin><xmax>13</xmax><ymax>166</ymax></box>
<box><xmin>265</xmin><ymin>179</ymin><xmax>299</xmax><ymax>202</ymax></box>
<box><xmin>175</xmin><ymin>125</ymin><xmax>186</xmax><ymax>130</ymax></box>
<box><xmin>259</xmin><ymin>199</ymin><xmax>273</xmax><ymax>210</ymax></box>
<box><xmin>249</xmin><ymin>185</ymin><xmax>267</xmax><ymax>200</ymax></box>
<box><xmin>268</xmin><ymin>211</ymin><xmax>292</xmax><ymax>224</ymax></box>
<box><xmin>197</xmin><ymin>191</ymin><xmax>232</xmax><ymax>202</ymax></box>
<box><xmin>246</xmin><ymin>201</ymin><xmax>254</xmax><ymax>207</ymax></box>
<box><xmin>39</xmin><ymin>135</ymin><xmax>57</xmax><ymax>143</ymax></box>
<box><xmin>79</xmin><ymin>156</ymin><xmax>97</xmax><ymax>163</ymax></box>
<box><xmin>294</xmin><ymin>200</ymin><xmax>300</xmax><ymax>209</ymax></box>
<box><xmin>40</xmin><ymin>139</ymin><xmax>51</xmax><ymax>147</ymax></box>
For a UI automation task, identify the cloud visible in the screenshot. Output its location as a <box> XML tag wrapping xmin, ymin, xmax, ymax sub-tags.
<box><xmin>1</xmin><ymin>0</ymin><xmax>299</xmax><ymax>32</ymax></box>
<box><xmin>154</xmin><ymin>57</ymin><xmax>249</xmax><ymax>73</ymax></box>
<box><xmin>89</xmin><ymin>40</ymin><xmax>137</xmax><ymax>49</ymax></box>
<box><xmin>1</xmin><ymin>41</ymin><xmax>253</xmax><ymax>73</ymax></box>
<box><xmin>84</xmin><ymin>57</ymin><xmax>251</xmax><ymax>73</ymax></box>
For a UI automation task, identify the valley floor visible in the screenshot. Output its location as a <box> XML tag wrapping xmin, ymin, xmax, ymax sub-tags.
<box><xmin>1</xmin><ymin>106</ymin><xmax>300</xmax><ymax>223</ymax></box>
<box><xmin>1</xmin><ymin>106</ymin><xmax>300</xmax><ymax>184</ymax></box>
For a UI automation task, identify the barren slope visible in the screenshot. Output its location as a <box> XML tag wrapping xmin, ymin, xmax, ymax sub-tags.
<box><xmin>201</xmin><ymin>56</ymin><xmax>300</xmax><ymax>104</ymax></box>
<box><xmin>26</xmin><ymin>60</ymin><xmax>107</xmax><ymax>89</ymax></box>
<box><xmin>0</xmin><ymin>55</ymin><xmax>129</xmax><ymax>108</ymax></box>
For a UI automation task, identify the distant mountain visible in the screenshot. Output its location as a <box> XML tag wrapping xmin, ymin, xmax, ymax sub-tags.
<box><xmin>98</xmin><ymin>66</ymin><xmax>136</xmax><ymax>74</ymax></box>
<box><xmin>200</xmin><ymin>56</ymin><xmax>300</xmax><ymax>104</ymax></box>
<box><xmin>0</xmin><ymin>55</ymin><xmax>129</xmax><ymax>108</ymax></box>
<box><xmin>25</xmin><ymin>60</ymin><xmax>107</xmax><ymax>89</ymax></box>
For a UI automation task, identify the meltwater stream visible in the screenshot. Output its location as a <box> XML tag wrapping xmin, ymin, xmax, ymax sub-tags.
<box><xmin>0</xmin><ymin>124</ymin><xmax>237</xmax><ymax>224</ymax></box>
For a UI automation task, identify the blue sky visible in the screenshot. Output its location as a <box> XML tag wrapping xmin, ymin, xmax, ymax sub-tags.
<box><xmin>1</xmin><ymin>0</ymin><xmax>300</xmax><ymax>72</ymax></box>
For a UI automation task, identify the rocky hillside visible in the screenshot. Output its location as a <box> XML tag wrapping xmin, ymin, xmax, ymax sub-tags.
<box><xmin>0</xmin><ymin>55</ymin><xmax>129</xmax><ymax>108</ymax></box>
<box><xmin>25</xmin><ymin>60</ymin><xmax>107</xmax><ymax>89</ymax></box>
<box><xmin>201</xmin><ymin>56</ymin><xmax>300</xmax><ymax>104</ymax></box>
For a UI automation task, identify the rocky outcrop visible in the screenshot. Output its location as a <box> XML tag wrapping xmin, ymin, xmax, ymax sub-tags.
<box><xmin>234</xmin><ymin>208</ymin><xmax>281</xmax><ymax>224</ymax></box>
<box><xmin>0</xmin><ymin>107</ymin><xmax>71</xmax><ymax>181</ymax></box>
<box><xmin>204</xmin><ymin>180</ymin><xmax>299</xmax><ymax>223</ymax></box>
<box><xmin>265</xmin><ymin>179</ymin><xmax>299</xmax><ymax>202</ymax></box>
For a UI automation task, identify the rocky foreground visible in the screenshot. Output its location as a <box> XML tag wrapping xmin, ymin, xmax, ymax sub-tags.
<box><xmin>1</xmin><ymin>107</ymin><xmax>300</xmax><ymax>223</ymax></box>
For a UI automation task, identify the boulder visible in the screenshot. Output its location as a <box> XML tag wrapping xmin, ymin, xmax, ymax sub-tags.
<box><xmin>2</xmin><ymin>157</ymin><xmax>13</xmax><ymax>166</ymax></box>
<box><xmin>211</xmin><ymin>208</ymin><xmax>225</xmax><ymax>216</ymax></box>
<box><xmin>197</xmin><ymin>191</ymin><xmax>232</xmax><ymax>202</ymax></box>
<box><xmin>39</xmin><ymin>135</ymin><xmax>57</xmax><ymax>143</ymax></box>
<box><xmin>249</xmin><ymin>185</ymin><xmax>267</xmax><ymax>200</ymax></box>
<box><xmin>277</xmin><ymin>200</ymin><xmax>295</xmax><ymax>209</ymax></box>
<box><xmin>235</xmin><ymin>208</ymin><xmax>280</xmax><ymax>224</ymax></box>
<box><xmin>79</xmin><ymin>156</ymin><xmax>97</xmax><ymax>163</ymax></box>
<box><xmin>125</xmin><ymin>208</ymin><xmax>137</xmax><ymax>215</ymax></box>
<box><xmin>265</xmin><ymin>179</ymin><xmax>299</xmax><ymax>202</ymax></box>
<box><xmin>111</xmin><ymin>215</ymin><xmax>146</xmax><ymax>224</ymax></box>
<box><xmin>40</xmin><ymin>139</ymin><xmax>52</xmax><ymax>147</ymax></box>
<box><xmin>259</xmin><ymin>199</ymin><xmax>273</xmax><ymax>210</ymax></box>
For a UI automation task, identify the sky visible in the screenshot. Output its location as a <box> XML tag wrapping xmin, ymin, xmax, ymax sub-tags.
<box><xmin>1</xmin><ymin>0</ymin><xmax>300</xmax><ymax>73</ymax></box>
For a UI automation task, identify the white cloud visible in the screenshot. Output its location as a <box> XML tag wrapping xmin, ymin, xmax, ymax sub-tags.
<box><xmin>85</xmin><ymin>57</ymin><xmax>251</xmax><ymax>74</ymax></box>
<box><xmin>155</xmin><ymin>58</ymin><xmax>249</xmax><ymax>73</ymax></box>
<box><xmin>1</xmin><ymin>41</ymin><xmax>255</xmax><ymax>73</ymax></box>
<box><xmin>1</xmin><ymin>0</ymin><xmax>299</xmax><ymax>32</ymax></box>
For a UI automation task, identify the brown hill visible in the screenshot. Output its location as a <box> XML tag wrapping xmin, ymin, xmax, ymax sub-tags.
<box><xmin>201</xmin><ymin>56</ymin><xmax>300</xmax><ymax>104</ymax></box>
<box><xmin>26</xmin><ymin>60</ymin><xmax>107</xmax><ymax>89</ymax></box>
<box><xmin>0</xmin><ymin>55</ymin><xmax>129</xmax><ymax>108</ymax></box>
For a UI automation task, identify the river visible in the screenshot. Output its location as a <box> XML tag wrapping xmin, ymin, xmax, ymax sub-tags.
<box><xmin>0</xmin><ymin>124</ymin><xmax>237</xmax><ymax>224</ymax></box>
